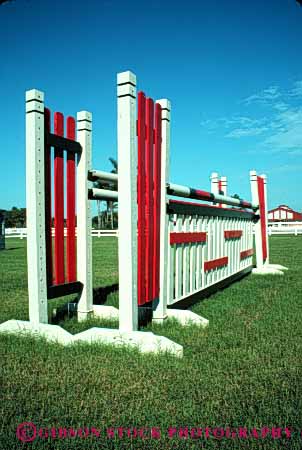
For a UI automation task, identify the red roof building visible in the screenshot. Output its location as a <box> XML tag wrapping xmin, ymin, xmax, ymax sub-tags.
<box><xmin>268</xmin><ymin>205</ymin><xmax>302</xmax><ymax>222</ymax></box>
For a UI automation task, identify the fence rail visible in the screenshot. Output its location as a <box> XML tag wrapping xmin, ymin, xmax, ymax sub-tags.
<box><xmin>268</xmin><ymin>222</ymin><xmax>302</xmax><ymax>236</ymax></box>
<box><xmin>5</xmin><ymin>228</ymin><xmax>118</xmax><ymax>238</ymax></box>
<box><xmin>5</xmin><ymin>222</ymin><xmax>302</xmax><ymax>239</ymax></box>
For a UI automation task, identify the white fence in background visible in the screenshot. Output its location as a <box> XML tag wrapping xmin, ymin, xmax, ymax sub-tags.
<box><xmin>268</xmin><ymin>222</ymin><xmax>302</xmax><ymax>236</ymax></box>
<box><xmin>5</xmin><ymin>228</ymin><xmax>118</xmax><ymax>238</ymax></box>
<box><xmin>5</xmin><ymin>222</ymin><xmax>302</xmax><ymax>240</ymax></box>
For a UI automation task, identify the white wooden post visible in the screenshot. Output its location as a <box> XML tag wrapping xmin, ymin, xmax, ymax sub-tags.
<box><xmin>261</xmin><ymin>173</ymin><xmax>269</xmax><ymax>265</ymax></box>
<box><xmin>250</xmin><ymin>170</ymin><xmax>264</xmax><ymax>269</ymax></box>
<box><xmin>210</xmin><ymin>172</ymin><xmax>219</xmax><ymax>194</ymax></box>
<box><xmin>250</xmin><ymin>170</ymin><xmax>287</xmax><ymax>275</ymax></box>
<box><xmin>117</xmin><ymin>71</ymin><xmax>138</xmax><ymax>332</ymax></box>
<box><xmin>153</xmin><ymin>99</ymin><xmax>171</xmax><ymax>322</ymax></box>
<box><xmin>220</xmin><ymin>176</ymin><xmax>227</xmax><ymax>196</ymax></box>
<box><xmin>26</xmin><ymin>89</ymin><xmax>48</xmax><ymax>324</ymax></box>
<box><xmin>77</xmin><ymin>111</ymin><xmax>93</xmax><ymax>321</ymax></box>
<box><xmin>210</xmin><ymin>172</ymin><xmax>219</xmax><ymax>206</ymax></box>
<box><xmin>220</xmin><ymin>175</ymin><xmax>227</xmax><ymax>208</ymax></box>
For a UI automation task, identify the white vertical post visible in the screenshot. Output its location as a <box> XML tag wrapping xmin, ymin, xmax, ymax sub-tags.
<box><xmin>153</xmin><ymin>99</ymin><xmax>171</xmax><ymax>322</ymax></box>
<box><xmin>220</xmin><ymin>175</ymin><xmax>227</xmax><ymax>208</ymax></box>
<box><xmin>26</xmin><ymin>89</ymin><xmax>48</xmax><ymax>324</ymax></box>
<box><xmin>77</xmin><ymin>111</ymin><xmax>93</xmax><ymax>321</ymax></box>
<box><xmin>117</xmin><ymin>71</ymin><xmax>138</xmax><ymax>332</ymax></box>
<box><xmin>261</xmin><ymin>173</ymin><xmax>269</xmax><ymax>265</ymax></box>
<box><xmin>220</xmin><ymin>176</ymin><xmax>227</xmax><ymax>196</ymax></box>
<box><xmin>210</xmin><ymin>172</ymin><xmax>219</xmax><ymax>206</ymax></box>
<box><xmin>210</xmin><ymin>172</ymin><xmax>219</xmax><ymax>194</ymax></box>
<box><xmin>250</xmin><ymin>170</ymin><xmax>263</xmax><ymax>269</ymax></box>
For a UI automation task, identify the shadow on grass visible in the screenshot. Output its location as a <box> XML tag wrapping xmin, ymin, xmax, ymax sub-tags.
<box><xmin>93</xmin><ymin>283</ymin><xmax>119</xmax><ymax>304</ymax></box>
<box><xmin>51</xmin><ymin>283</ymin><xmax>119</xmax><ymax>324</ymax></box>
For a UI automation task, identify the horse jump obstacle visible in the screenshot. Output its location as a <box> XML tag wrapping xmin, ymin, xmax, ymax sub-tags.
<box><xmin>0</xmin><ymin>71</ymin><xmax>287</xmax><ymax>356</ymax></box>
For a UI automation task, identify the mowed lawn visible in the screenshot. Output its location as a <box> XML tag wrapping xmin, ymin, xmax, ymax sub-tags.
<box><xmin>0</xmin><ymin>236</ymin><xmax>301</xmax><ymax>450</ymax></box>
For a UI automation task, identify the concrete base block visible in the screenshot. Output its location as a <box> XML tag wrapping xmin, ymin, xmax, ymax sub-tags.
<box><xmin>0</xmin><ymin>320</ymin><xmax>183</xmax><ymax>357</ymax></box>
<box><xmin>151</xmin><ymin>314</ymin><xmax>168</xmax><ymax>324</ymax></box>
<box><xmin>267</xmin><ymin>264</ymin><xmax>288</xmax><ymax>271</ymax></box>
<box><xmin>252</xmin><ymin>263</ymin><xmax>288</xmax><ymax>275</ymax></box>
<box><xmin>166</xmin><ymin>309</ymin><xmax>209</xmax><ymax>327</ymax></box>
<box><xmin>73</xmin><ymin>328</ymin><xmax>183</xmax><ymax>357</ymax></box>
<box><xmin>92</xmin><ymin>305</ymin><xmax>119</xmax><ymax>320</ymax></box>
<box><xmin>77</xmin><ymin>309</ymin><xmax>94</xmax><ymax>322</ymax></box>
<box><xmin>0</xmin><ymin>320</ymin><xmax>74</xmax><ymax>345</ymax></box>
<box><xmin>252</xmin><ymin>267</ymin><xmax>284</xmax><ymax>275</ymax></box>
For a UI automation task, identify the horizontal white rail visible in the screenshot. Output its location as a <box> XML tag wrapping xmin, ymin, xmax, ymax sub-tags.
<box><xmin>268</xmin><ymin>227</ymin><xmax>302</xmax><ymax>236</ymax></box>
<box><xmin>268</xmin><ymin>221</ymin><xmax>302</xmax><ymax>235</ymax></box>
<box><xmin>88</xmin><ymin>169</ymin><xmax>118</xmax><ymax>183</ymax></box>
<box><xmin>5</xmin><ymin>228</ymin><xmax>118</xmax><ymax>238</ymax></box>
<box><xmin>168</xmin><ymin>182</ymin><xmax>258</xmax><ymax>210</ymax></box>
<box><xmin>89</xmin><ymin>188</ymin><xmax>118</xmax><ymax>201</ymax></box>
<box><xmin>5</xmin><ymin>223</ymin><xmax>302</xmax><ymax>240</ymax></box>
<box><xmin>268</xmin><ymin>221</ymin><xmax>302</xmax><ymax>227</ymax></box>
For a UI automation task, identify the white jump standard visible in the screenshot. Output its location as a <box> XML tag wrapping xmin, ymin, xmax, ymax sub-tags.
<box><xmin>0</xmin><ymin>70</ymin><xmax>287</xmax><ymax>356</ymax></box>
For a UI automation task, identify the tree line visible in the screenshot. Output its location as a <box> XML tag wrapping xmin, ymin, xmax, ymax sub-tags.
<box><xmin>0</xmin><ymin>207</ymin><xmax>117</xmax><ymax>230</ymax></box>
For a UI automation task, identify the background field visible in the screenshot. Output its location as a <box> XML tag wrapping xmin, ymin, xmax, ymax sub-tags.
<box><xmin>1</xmin><ymin>236</ymin><xmax>301</xmax><ymax>449</ymax></box>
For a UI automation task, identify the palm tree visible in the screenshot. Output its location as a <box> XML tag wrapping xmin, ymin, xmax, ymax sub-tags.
<box><xmin>107</xmin><ymin>158</ymin><xmax>118</xmax><ymax>229</ymax></box>
<box><xmin>93</xmin><ymin>157</ymin><xmax>118</xmax><ymax>230</ymax></box>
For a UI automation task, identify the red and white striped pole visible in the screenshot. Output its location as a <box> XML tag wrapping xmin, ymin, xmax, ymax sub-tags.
<box><xmin>250</xmin><ymin>170</ymin><xmax>287</xmax><ymax>275</ymax></box>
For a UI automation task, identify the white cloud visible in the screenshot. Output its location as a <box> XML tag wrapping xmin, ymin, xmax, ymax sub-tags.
<box><xmin>242</xmin><ymin>85</ymin><xmax>281</xmax><ymax>105</ymax></box>
<box><xmin>263</xmin><ymin>107</ymin><xmax>302</xmax><ymax>151</ymax></box>
<box><xmin>200</xmin><ymin>79</ymin><xmax>302</xmax><ymax>153</ymax></box>
<box><xmin>266</xmin><ymin>163</ymin><xmax>302</xmax><ymax>174</ymax></box>
<box><xmin>201</xmin><ymin>116</ymin><xmax>266</xmax><ymax>133</ymax></box>
<box><xmin>226</xmin><ymin>127</ymin><xmax>268</xmax><ymax>138</ymax></box>
<box><xmin>272</xmin><ymin>102</ymin><xmax>289</xmax><ymax>112</ymax></box>
<box><xmin>289</xmin><ymin>80</ymin><xmax>302</xmax><ymax>97</ymax></box>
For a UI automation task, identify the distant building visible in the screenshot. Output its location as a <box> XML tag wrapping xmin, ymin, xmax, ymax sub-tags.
<box><xmin>268</xmin><ymin>205</ymin><xmax>302</xmax><ymax>222</ymax></box>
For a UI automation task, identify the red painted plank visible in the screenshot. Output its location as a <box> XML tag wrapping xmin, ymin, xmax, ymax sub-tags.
<box><xmin>44</xmin><ymin>108</ymin><xmax>53</xmax><ymax>287</ymax></box>
<box><xmin>204</xmin><ymin>256</ymin><xmax>228</xmax><ymax>271</ymax></box>
<box><xmin>152</xmin><ymin>103</ymin><xmax>162</xmax><ymax>300</ymax></box>
<box><xmin>240</xmin><ymin>249</ymin><xmax>254</xmax><ymax>260</ymax></box>
<box><xmin>66</xmin><ymin>117</ymin><xmax>76</xmax><ymax>282</ymax></box>
<box><xmin>170</xmin><ymin>232</ymin><xmax>207</xmax><ymax>245</ymax></box>
<box><xmin>137</xmin><ymin>92</ymin><xmax>146</xmax><ymax>306</ymax></box>
<box><xmin>257</xmin><ymin>176</ymin><xmax>268</xmax><ymax>262</ymax></box>
<box><xmin>224</xmin><ymin>230</ymin><xmax>243</xmax><ymax>239</ymax></box>
<box><xmin>145</xmin><ymin>98</ymin><xmax>154</xmax><ymax>304</ymax></box>
<box><xmin>54</xmin><ymin>112</ymin><xmax>65</xmax><ymax>284</ymax></box>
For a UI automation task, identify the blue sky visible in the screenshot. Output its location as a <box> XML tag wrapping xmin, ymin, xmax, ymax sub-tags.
<box><xmin>0</xmin><ymin>0</ymin><xmax>301</xmax><ymax>212</ymax></box>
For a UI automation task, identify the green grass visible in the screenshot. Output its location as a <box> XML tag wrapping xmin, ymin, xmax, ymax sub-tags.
<box><xmin>0</xmin><ymin>236</ymin><xmax>302</xmax><ymax>449</ymax></box>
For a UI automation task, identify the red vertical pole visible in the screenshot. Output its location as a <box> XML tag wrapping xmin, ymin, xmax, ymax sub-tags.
<box><xmin>44</xmin><ymin>108</ymin><xmax>53</xmax><ymax>287</ymax></box>
<box><xmin>54</xmin><ymin>112</ymin><xmax>65</xmax><ymax>284</ymax></box>
<box><xmin>257</xmin><ymin>176</ymin><xmax>268</xmax><ymax>262</ymax></box>
<box><xmin>137</xmin><ymin>92</ymin><xmax>146</xmax><ymax>306</ymax></box>
<box><xmin>152</xmin><ymin>103</ymin><xmax>162</xmax><ymax>300</ymax></box>
<box><xmin>66</xmin><ymin>117</ymin><xmax>76</xmax><ymax>282</ymax></box>
<box><xmin>145</xmin><ymin>98</ymin><xmax>154</xmax><ymax>303</ymax></box>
